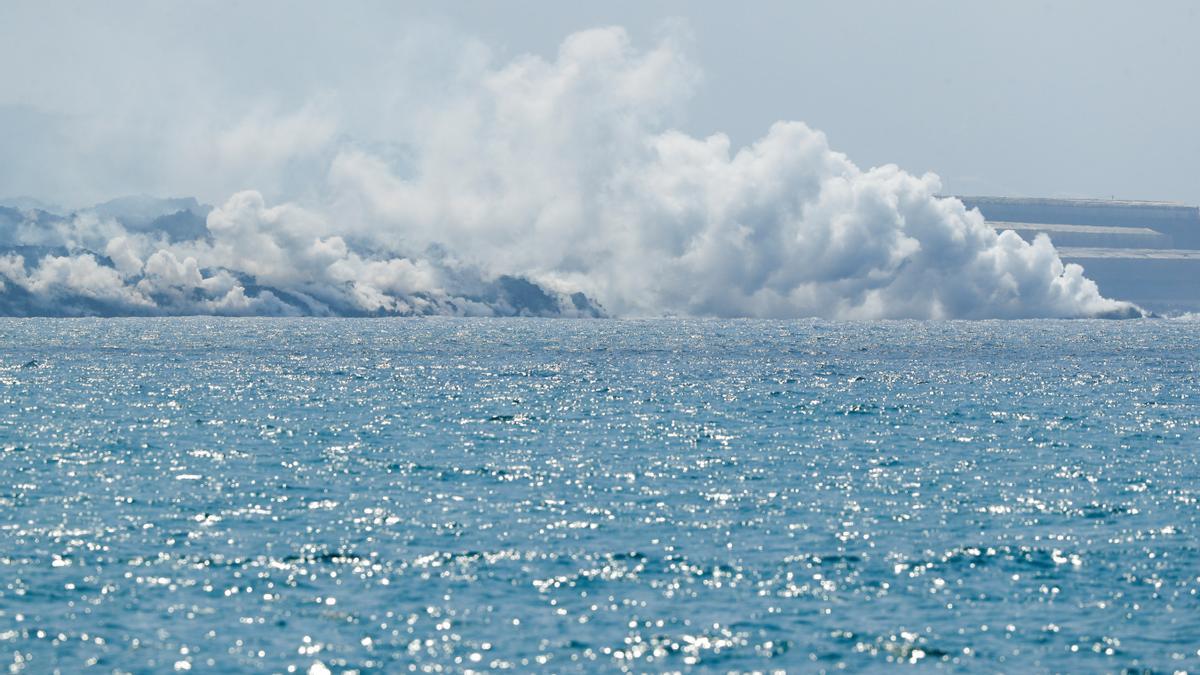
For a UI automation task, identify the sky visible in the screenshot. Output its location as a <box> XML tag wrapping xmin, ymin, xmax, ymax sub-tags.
<box><xmin>1</xmin><ymin>0</ymin><xmax>1197</xmax><ymax>208</ymax></box>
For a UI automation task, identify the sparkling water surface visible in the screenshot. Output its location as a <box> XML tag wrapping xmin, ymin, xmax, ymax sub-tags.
<box><xmin>1</xmin><ymin>318</ymin><xmax>1198</xmax><ymax>673</ymax></box>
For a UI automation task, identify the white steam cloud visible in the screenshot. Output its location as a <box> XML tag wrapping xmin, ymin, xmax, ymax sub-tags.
<box><xmin>0</xmin><ymin>27</ymin><xmax>1139</xmax><ymax>319</ymax></box>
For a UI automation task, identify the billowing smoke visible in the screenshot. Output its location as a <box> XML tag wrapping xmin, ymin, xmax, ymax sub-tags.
<box><xmin>0</xmin><ymin>27</ymin><xmax>1140</xmax><ymax>319</ymax></box>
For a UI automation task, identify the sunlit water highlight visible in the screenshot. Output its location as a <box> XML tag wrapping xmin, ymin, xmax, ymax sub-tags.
<box><xmin>0</xmin><ymin>318</ymin><xmax>1198</xmax><ymax>672</ymax></box>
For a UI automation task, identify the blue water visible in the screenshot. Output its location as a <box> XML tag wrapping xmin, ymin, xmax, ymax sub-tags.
<box><xmin>1</xmin><ymin>318</ymin><xmax>1198</xmax><ymax>673</ymax></box>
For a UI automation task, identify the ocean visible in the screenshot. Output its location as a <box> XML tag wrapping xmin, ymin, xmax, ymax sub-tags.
<box><xmin>0</xmin><ymin>318</ymin><xmax>1197</xmax><ymax>672</ymax></box>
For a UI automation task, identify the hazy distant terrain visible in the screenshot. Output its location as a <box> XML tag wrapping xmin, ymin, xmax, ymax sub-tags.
<box><xmin>0</xmin><ymin>195</ymin><xmax>605</xmax><ymax>318</ymax></box>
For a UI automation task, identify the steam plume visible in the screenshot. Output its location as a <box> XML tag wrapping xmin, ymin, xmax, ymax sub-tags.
<box><xmin>0</xmin><ymin>28</ymin><xmax>1139</xmax><ymax>319</ymax></box>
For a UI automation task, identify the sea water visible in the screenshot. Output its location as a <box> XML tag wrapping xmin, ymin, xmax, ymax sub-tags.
<box><xmin>0</xmin><ymin>318</ymin><xmax>1197</xmax><ymax>673</ymax></box>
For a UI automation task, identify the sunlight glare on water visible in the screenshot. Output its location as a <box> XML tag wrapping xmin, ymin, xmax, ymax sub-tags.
<box><xmin>0</xmin><ymin>318</ymin><xmax>1198</xmax><ymax>672</ymax></box>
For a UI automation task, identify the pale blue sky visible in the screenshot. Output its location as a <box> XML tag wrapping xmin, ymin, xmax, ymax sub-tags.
<box><xmin>2</xmin><ymin>0</ymin><xmax>1197</xmax><ymax>206</ymax></box>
